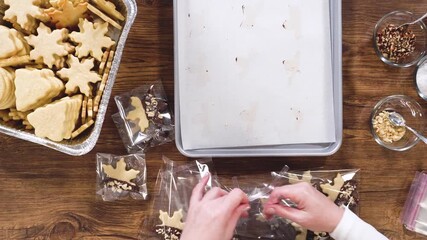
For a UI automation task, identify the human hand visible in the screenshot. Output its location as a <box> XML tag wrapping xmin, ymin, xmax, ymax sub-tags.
<box><xmin>262</xmin><ymin>182</ymin><xmax>344</xmax><ymax>233</ymax></box>
<box><xmin>181</xmin><ymin>175</ymin><xmax>250</xmax><ymax>240</ymax></box>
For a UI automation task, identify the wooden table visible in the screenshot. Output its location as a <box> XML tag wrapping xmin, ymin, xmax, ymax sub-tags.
<box><xmin>1</xmin><ymin>0</ymin><xmax>427</xmax><ymax>239</ymax></box>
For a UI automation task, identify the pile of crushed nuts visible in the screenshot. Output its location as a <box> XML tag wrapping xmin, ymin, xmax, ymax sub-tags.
<box><xmin>372</xmin><ymin>110</ymin><xmax>406</xmax><ymax>143</ymax></box>
<box><xmin>376</xmin><ymin>24</ymin><xmax>416</xmax><ymax>63</ymax></box>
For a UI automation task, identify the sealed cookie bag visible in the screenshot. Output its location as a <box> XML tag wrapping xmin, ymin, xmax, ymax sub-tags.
<box><xmin>96</xmin><ymin>153</ymin><xmax>148</xmax><ymax>201</ymax></box>
<box><xmin>112</xmin><ymin>82</ymin><xmax>174</xmax><ymax>153</ymax></box>
<box><xmin>232</xmin><ymin>166</ymin><xmax>299</xmax><ymax>239</ymax></box>
<box><xmin>234</xmin><ymin>167</ymin><xmax>360</xmax><ymax>240</ymax></box>
<box><xmin>147</xmin><ymin>157</ymin><xmax>218</xmax><ymax>240</ymax></box>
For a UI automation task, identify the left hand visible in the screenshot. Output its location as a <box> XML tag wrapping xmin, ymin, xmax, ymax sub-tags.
<box><xmin>181</xmin><ymin>175</ymin><xmax>250</xmax><ymax>240</ymax></box>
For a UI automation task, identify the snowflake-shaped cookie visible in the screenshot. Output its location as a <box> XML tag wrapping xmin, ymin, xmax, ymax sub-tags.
<box><xmin>25</xmin><ymin>23</ymin><xmax>74</xmax><ymax>68</ymax></box>
<box><xmin>102</xmin><ymin>158</ymin><xmax>140</xmax><ymax>185</ymax></box>
<box><xmin>57</xmin><ymin>55</ymin><xmax>101</xmax><ymax>96</ymax></box>
<box><xmin>45</xmin><ymin>0</ymin><xmax>88</xmax><ymax>28</ymax></box>
<box><xmin>69</xmin><ymin>18</ymin><xmax>115</xmax><ymax>61</ymax></box>
<box><xmin>3</xmin><ymin>0</ymin><xmax>49</xmax><ymax>33</ymax></box>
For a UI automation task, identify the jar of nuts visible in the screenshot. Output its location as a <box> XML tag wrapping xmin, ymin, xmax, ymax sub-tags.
<box><xmin>371</xmin><ymin>95</ymin><xmax>424</xmax><ymax>151</ymax></box>
<box><xmin>372</xmin><ymin>110</ymin><xmax>406</xmax><ymax>143</ymax></box>
<box><xmin>373</xmin><ymin>11</ymin><xmax>427</xmax><ymax>67</ymax></box>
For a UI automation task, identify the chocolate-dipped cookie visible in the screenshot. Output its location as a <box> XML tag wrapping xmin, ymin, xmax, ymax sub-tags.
<box><xmin>103</xmin><ymin>178</ymin><xmax>140</xmax><ymax>193</ymax></box>
<box><xmin>154</xmin><ymin>225</ymin><xmax>182</xmax><ymax>240</ymax></box>
<box><xmin>143</xmin><ymin>85</ymin><xmax>170</xmax><ymax>125</ymax></box>
<box><xmin>334</xmin><ymin>179</ymin><xmax>359</xmax><ymax>209</ymax></box>
<box><xmin>155</xmin><ymin>210</ymin><xmax>185</xmax><ymax>240</ymax></box>
<box><xmin>308</xmin><ymin>230</ymin><xmax>330</xmax><ymax>240</ymax></box>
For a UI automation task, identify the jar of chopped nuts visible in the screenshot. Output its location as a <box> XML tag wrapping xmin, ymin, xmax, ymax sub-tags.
<box><xmin>371</xmin><ymin>95</ymin><xmax>424</xmax><ymax>151</ymax></box>
<box><xmin>372</xmin><ymin>110</ymin><xmax>406</xmax><ymax>143</ymax></box>
<box><xmin>373</xmin><ymin>11</ymin><xmax>427</xmax><ymax>67</ymax></box>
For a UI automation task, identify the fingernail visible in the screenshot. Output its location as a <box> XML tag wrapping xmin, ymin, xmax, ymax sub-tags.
<box><xmin>245</xmin><ymin>206</ymin><xmax>251</xmax><ymax>211</ymax></box>
<box><xmin>265</xmin><ymin>208</ymin><xmax>275</xmax><ymax>215</ymax></box>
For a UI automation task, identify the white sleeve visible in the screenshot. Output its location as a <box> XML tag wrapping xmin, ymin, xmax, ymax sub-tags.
<box><xmin>329</xmin><ymin>207</ymin><xmax>388</xmax><ymax>240</ymax></box>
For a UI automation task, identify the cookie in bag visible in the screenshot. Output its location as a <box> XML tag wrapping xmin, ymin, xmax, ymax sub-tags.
<box><xmin>113</xmin><ymin>83</ymin><xmax>174</xmax><ymax>153</ymax></box>
<box><xmin>96</xmin><ymin>153</ymin><xmax>148</xmax><ymax>201</ymax></box>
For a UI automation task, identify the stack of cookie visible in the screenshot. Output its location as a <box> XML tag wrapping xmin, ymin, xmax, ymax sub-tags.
<box><xmin>0</xmin><ymin>67</ymin><xmax>15</xmax><ymax>110</ymax></box>
<box><xmin>0</xmin><ymin>0</ymin><xmax>125</xmax><ymax>142</ymax></box>
<box><xmin>28</xmin><ymin>95</ymin><xmax>83</xmax><ymax>142</ymax></box>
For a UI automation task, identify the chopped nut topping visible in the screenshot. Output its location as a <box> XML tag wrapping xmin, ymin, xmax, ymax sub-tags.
<box><xmin>373</xmin><ymin>110</ymin><xmax>406</xmax><ymax>143</ymax></box>
<box><xmin>377</xmin><ymin>24</ymin><xmax>416</xmax><ymax>63</ymax></box>
<box><xmin>142</xmin><ymin>86</ymin><xmax>169</xmax><ymax>125</ymax></box>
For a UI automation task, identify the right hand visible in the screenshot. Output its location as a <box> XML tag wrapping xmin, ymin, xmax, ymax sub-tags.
<box><xmin>262</xmin><ymin>182</ymin><xmax>344</xmax><ymax>233</ymax></box>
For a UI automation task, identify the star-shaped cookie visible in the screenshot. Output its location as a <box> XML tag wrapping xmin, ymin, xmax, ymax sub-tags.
<box><xmin>57</xmin><ymin>55</ymin><xmax>101</xmax><ymax>96</ymax></box>
<box><xmin>69</xmin><ymin>18</ymin><xmax>115</xmax><ymax>61</ymax></box>
<box><xmin>3</xmin><ymin>0</ymin><xmax>49</xmax><ymax>33</ymax></box>
<box><xmin>25</xmin><ymin>22</ymin><xmax>74</xmax><ymax>68</ymax></box>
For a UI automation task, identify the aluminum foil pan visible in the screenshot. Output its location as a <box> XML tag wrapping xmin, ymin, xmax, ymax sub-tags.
<box><xmin>0</xmin><ymin>0</ymin><xmax>137</xmax><ymax>156</ymax></box>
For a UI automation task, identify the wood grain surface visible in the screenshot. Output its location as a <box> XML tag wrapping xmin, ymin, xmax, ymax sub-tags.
<box><xmin>1</xmin><ymin>0</ymin><xmax>427</xmax><ymax>239</ymax></box>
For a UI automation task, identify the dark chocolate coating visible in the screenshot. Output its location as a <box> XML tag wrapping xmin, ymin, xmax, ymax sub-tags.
<box><xmin>334</xmin><ymin>180</ymin><xmax>359</xmax><ymax>209</ymax></box>
<box><xmin>154</xmin><ymin>225</ymin><xmax>182</xmax><ymax>240</ymax></box>
<box><xmin>102</xmin><ymin>178</ymin><xmax>140</xmax><ymax>192</ymax></box>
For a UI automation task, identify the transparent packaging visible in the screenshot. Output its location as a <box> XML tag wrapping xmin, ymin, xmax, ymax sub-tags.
<box><xmin>147</xmin><ymin>157</ymin><xmax>218</xmax><ymax>240</ymax></box>
<box><xmin>233</xmin><ymin>167</ymin><xmax>360</xmax><ymax>240</ymax></box>
<box><xmin>112</xmin><ymin>82</ymin><xmax>174</xmax><ymax>153</ymax></box>
<box><xmin>401</xmin><ymin>171</ymin><xmax>427</xmax><ymax>236</ymax></box>
<box><xmin>96</xmin><ymin>153</ymin><xmax>147</xmax><ymax>201</ymax></box>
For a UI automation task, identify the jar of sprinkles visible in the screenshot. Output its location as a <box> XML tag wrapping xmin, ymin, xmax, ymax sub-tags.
<box><xmin>415</xmin><ymin>57</ymin><xmax>427</xmax><ymax>100</ymax></box>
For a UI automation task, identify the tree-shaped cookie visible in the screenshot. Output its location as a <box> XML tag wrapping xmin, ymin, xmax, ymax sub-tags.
<box><xmin>57</xmin><ymin>55</ymin><xmax>101</xmax><ymax>96</ymax></box>
<box><xmin>0</xmin><ymin>68</ymin><xmax>16</xmax><ymax>110</ymax></box>
<box><xmin>45</xmin><ymin>0</ymin><xmax>88</xmax><ymax>28</ymax></box>
<box><xmin>25</xmin><ymin>23</ymin><xmax>74</xmax><ymax>68</ymax></box>
<box><xmin>69</xmin><ymin>18</ymin><xmax>115</xmax><ymax>61</ymax></box>
<box><xmin>14</xmin><ymin>68</ymin><xmax>64</xmax><ymax>112</ymax></box>
<box><xmin>3</xmin><ymin>0</ymin><xmax>49</xmax><ymax>33</ymax></box>
<box><xmin>0</xmin><ymin>26</ymin><xmax>29</xmax><ymax>59</ymax></box>
<box><xmin>27</xmin><ymin>95</ymin><xmax>82</xmax><ymax>141</ymax></box>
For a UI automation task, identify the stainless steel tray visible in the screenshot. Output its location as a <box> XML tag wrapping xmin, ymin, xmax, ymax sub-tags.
<box><xmin>0</xmin><ymin>0</ymin><xmax>137</xmax><ymax>156</ymax></box>
<box><xmin>174</xmin><ymin>0</ymin><xmax>342</xmax><ymax>157</ymax></box>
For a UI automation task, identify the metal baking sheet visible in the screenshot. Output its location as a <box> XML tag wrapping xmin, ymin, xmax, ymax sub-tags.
<box><xmin>174</xmin><ymin>0</ymin><xmax>342</xmax><ymax>157</ymax></box>
<box><xmin>0</xmin><ymin>0</ymin><xmax>137</xmax><ymax>156</ymax></box>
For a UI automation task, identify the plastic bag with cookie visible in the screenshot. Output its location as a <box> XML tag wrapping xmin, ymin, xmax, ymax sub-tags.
<box><xmin>112</xmin><ymin>82</ymin><xmax>175</xmax><ymax>153</ymax></box>
<box><xmin>232</xmin><ymin>166</ymin><xmax>308</xmax><ymax>240</ymax></box>
<box><xmin>96</xmin><ymin>153</ymin><xmax>148</xmax><ymax>201</ymax></box>
<box><xmin>144</xmin><ymin>157</ymin><xmax>218</xmax><ymax>240</ymax></box>
<box><xmin>232</xmin><ymin>167</ymin><xmax>359</xmax><ymax>240</ymax></box>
